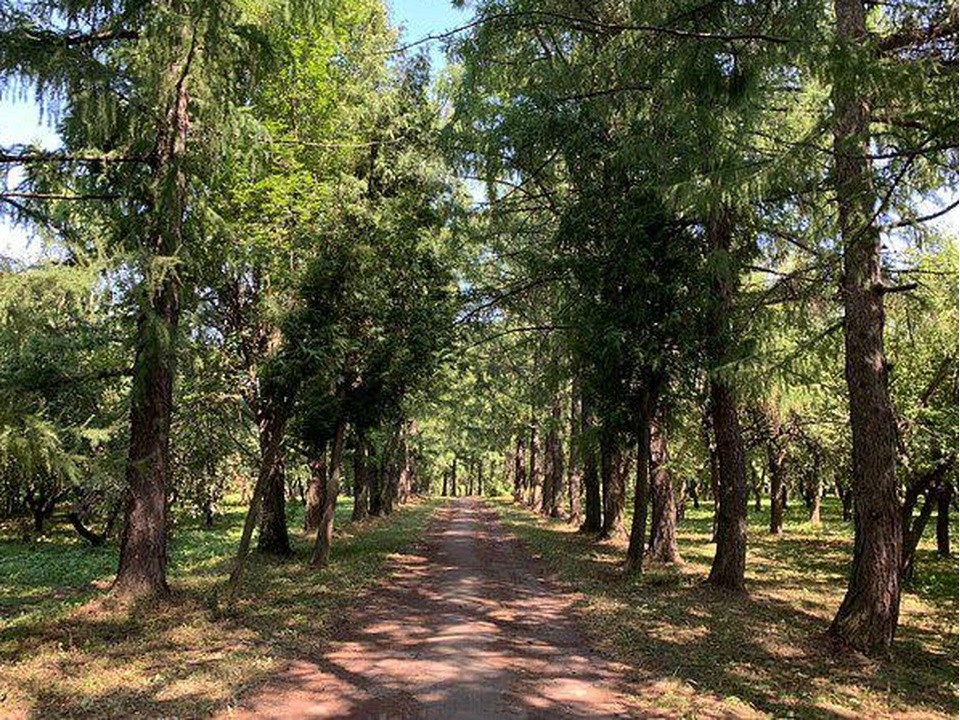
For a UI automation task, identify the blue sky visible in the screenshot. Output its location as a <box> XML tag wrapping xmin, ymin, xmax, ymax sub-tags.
<box><xmin>388</xmin><ymin>0</ymin><xmax>468</xmax><ymax>49</ymax></box>
<box><xmin>0</xmin><ymin>0</ymin><xmax>470</xmax><ymax>260</ymax></box>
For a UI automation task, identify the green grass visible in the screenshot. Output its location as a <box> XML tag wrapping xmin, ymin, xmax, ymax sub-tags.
<box><xmin>487</xmin><ymin>495</ymin><xmax>958</xmax><ymax>719</ymax></box>
<box><xmin>0</xmin><ymin>495</ymin><xmax>440</xmax><ymax>718</ymax></box>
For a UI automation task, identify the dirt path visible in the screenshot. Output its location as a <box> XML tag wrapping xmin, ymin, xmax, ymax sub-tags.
<box><xmin>230</xmin><ymin>497</ymin><xmax>644</xmax><ymax>719</ymax></box>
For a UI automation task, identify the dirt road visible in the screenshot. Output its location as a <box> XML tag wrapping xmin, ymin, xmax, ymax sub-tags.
<box><xmin>231</xmin><ymin>497</ymin><xmax>643</xmax><ymax>719</ymax></box>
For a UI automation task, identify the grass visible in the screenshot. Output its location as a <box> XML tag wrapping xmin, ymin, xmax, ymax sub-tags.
<box><xmin>0</xmin><ymin>495</ymin><xmax>441</xmax><ymax>719</ymax></box>
<box><xmin>487</xmin><ymin>495</ymin><xmax>958</xmax><ymax>720</ymax></box>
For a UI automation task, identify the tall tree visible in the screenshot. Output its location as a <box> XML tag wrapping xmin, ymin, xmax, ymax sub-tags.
<box><xmin>0</xmin><ymin>0</ymin><xmax>304</xmax><ymax>598</ymax></box>
<box><xmin>827</xmin><ymin>0</ymin><xmax>956</xmax><ymax>653</ymax></box>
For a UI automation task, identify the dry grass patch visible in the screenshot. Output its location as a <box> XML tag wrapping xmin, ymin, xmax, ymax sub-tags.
<box><xmin>0</xmin><ymin>497</ymin><xmax>440</xmax><ymax>718</ymax></box>
<box><xmin>487</xmin><ymin>496</ymin><xmax>958</xmax><ymax>720</ymax></box>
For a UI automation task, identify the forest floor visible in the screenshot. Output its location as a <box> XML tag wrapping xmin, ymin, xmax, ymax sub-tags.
<box><xmin>230</xmin><ymin>495</ymin><xmax>647</xmax><ymax>718</ymax></box>
<box><xmin>490</xmin><ymin>497</ymin><xmax>958</xmax><ymax>719</ymax></box>
<box><xmin>0</xmin><ymin>496</ymin><xmax>440</xmax><ymax>718</ymax></box>
<box><xmin>0</xmin><ymin>495</ymin><xmax>956</xmax><ymax>718</ymax></box>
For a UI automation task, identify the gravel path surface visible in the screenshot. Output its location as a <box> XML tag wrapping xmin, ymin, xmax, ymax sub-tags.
<box><xmin>230</xmin><ymin>497</ymin><xmax>644</xmax><ymax>719</ymax></box>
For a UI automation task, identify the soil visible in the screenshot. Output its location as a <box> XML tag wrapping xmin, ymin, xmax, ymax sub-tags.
<box><xmin>228</xmin><ymin>497</ymin><xmax>646</xmax><ymax>719</ymax></box>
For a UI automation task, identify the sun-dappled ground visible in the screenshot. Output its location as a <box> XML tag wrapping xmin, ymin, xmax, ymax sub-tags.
<box><xmin>0</xmin><ymin>497</ymin><xmax>441</xmax><ymax>718</ymax></box>
<box><xmin>488</xmin><ymin>496</ymin><xmax>958</xmax><ymax>719</ymax></box>
<box><xmin>0</xmin><ymin>494</ymin><xmax>956</xmax><ymax>719</ymax></box>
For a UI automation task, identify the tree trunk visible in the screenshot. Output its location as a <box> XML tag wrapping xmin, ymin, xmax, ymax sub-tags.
<box><xmin>528</xmin><ymin>421</ymin><xmax>541</xmax><ymax>510</ymax></box>
<box><xmin>256</xmin><ymin>396</ymin><xmax>291</xmax><ymax>556</ymax></box>
<box><xmin>370</xmin><ymin>436</ymin><xmax>388</xmax><ymax>516</ymax></box>
<box><xmin>625</xmin><ymin>390</ymin><xmax>655</xmax><ymax>574</ymax></box>
<box><xmin>901</xmin><ymin>460</ymin><xmax>954</xmax><ymax>579</ymax></box>
<box><xmin>648</xmin><ymin>415</ymin><xmax>681</xmax><ymax>564</ymax></box>
<box><xmin>936</xmin><ymin>481</ymin><xmax>952</xmax><ymax>557</ymax></box>
<box><xmin>707</xmin><ymin>377</ymin><xmax>748</xmax><ymax>590</ymax></box>
<box><xmin>768</xmin><ymin>434</ymin><xmax>787</xmax><ymax>535</ymax></box>
<box><xmin>398</xmin><ymin>426</ymin><xmax>413</xmax><ymax>504</ymax></box>
<box><xmin>514</xmin><ymin>433</ymin><xmax>527</xmax><ymax>502</ymax></box>
<box><xmin>113</xmin><ymin>288</ymin><xmax>179</xmax><ymax>598</ymax></box>
<box><xmin>32</xmin><ymin>508</ymin><xmax>45</xmax><ymax>533</ymax></box>
<box><xmin>369</xmin><ymin>459</ymin><xmax>385</xmax><ymax>516</ymax></box>
<box><xmin>581</xmin><ymin>448</ymin><xmax>601</xmax><ymax>533</ymax></box>
<box><xmin>568</xmin><ymin>381</ymin><xmax>583</xmax><ymax>524</ymax></box>
<box><xmin>841</xmin><ymin>486</ymin><xmax>854</xmax><ymax>521</ymax></box>
<box><xmin>599</xmin><ymin>427</ymin><xmax>625</xmax><ymax>539</ymax></box>
<box><xmin>68</xmin><ymin>512</ymin><xmax>106</xmax><ymax>546</ymax></box>
<box><xmin>580</xmin><ymin>408</ymin><xmax>602</xmax><ymax>533</ymax></box>
<box><xmin>114</xmin><ymin>52</ymin><xmax>190</xmax><ymax>598</ymax></box>
<box><xmin>224</xmin><ymin>391</ymin><xmax>293</xmax><ymax>599</ymax></box>
<box><xmin>753</xmin><ymin>465</ymin><xmax>764</xmax><ymax>513</ymax></box>
<box><xmin>225</xmin><ymin>461</ymin><xmax>269</xmax><ymax>602</ymax></box>
<box><xmin>901</xmin><ymin>489</ymin><xmax>933</xmax><ymax>583</ymax></box>
<box><xmin>450</xmin><ymin>456</ymin><xmax>458</xmax><ymax>498</ymax></box>
<box><xmin>810</xmin><ymin>484</ymin><xmax>822</xmax><ymax>524</ymax></box>
<box><xmin>828</xmin><ymin>0</ymin><xmax>903</xmax><ymax>656</ymax></box>
<box><xmin>68</xmin><ymin>500</ymin><xmax>120</xmax><ymax>547</ymax></box>
<box><xmin>305</xmin><ymin>440</ymin><xmax>328</xmax><ymax>532</ymax></box>
<box><xmin>311</xmin><ymin>417</ymin><xmax>347</xmax><ymax>567</ymax></box>
<box><xmin>809</xmin><ymin>466</ymin><xmax>823</xmax><ymax>525</ymax></box>
<box><xmin>352</xmin><ymin>431</ymin><xmax>370</xmax><ymax>521</ymax></box>
<box><xmin>382</xmin><ymin>427</ymin><xmax>402</xmax><ymax>514</ymax></box>
<box><xmin>701</xmin><ymin>407</ymin><xmax>721</xmax><ymax>541</ymax></box>
<box><xmin>543</xmin><ymin>394</ymin><xmax>564</xmax><ymax>517</ymax></box>
<box><xmin>705</xmin><ymin>212</ymin><xmax>748</xmax><ymax>593</ymax></box>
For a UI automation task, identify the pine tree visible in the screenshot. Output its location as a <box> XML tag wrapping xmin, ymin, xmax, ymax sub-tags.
<box><xmin>0</xmin><ymin>0</ymin><xmax>316</xmax><ymax>599</ymax></box>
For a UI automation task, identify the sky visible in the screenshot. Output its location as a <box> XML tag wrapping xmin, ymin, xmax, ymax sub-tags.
<box><xmin>0</xmin><ymin>0</ymin><xmax>470</xmax><ymax>262</ymax></box>
<box><xmin>387</xmin><ymin>0</ymin><xmax>469</xmax><ymax>62</ymax></box>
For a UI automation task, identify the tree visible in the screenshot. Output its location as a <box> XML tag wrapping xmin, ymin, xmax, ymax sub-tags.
<box><xmin>827</xmin><ymin>0</ymin><xmax>957</xmax><ymax>654</ymax></box>
<box><xmin>0</xmin><ymin>0</ymin><xmax>318</xmax><ymax>599</ymax></box>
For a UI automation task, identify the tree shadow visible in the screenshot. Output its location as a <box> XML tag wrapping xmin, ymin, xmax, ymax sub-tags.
<box><xmin>493</xmin><ymin>499</ymin><xmax>957</xmax><ymax>719</ymax></box>
<box><xmin>0</xmin><ymin>499</ymin><xmax>440</xmax><ymax>719</ymax></box>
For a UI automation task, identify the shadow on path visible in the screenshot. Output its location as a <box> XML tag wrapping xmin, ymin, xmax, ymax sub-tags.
<box><xmin>230</xmin><ymin>498</ymin><xmax>643</xmax><ymax>719</ymax></box>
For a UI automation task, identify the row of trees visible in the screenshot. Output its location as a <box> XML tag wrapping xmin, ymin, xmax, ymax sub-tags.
<box><xmin>0</xmin><ymin>0</ymin><xmax>460</xmax><ymax>597</ymax></box>
<box><xmin>0</xmin><ymin>0</ymin><xmax>954</xmax><ymax>660</ymax></box>
<box><xmin>417</xmin><ymin>0</ymin><xmax>957</xmax><ymax>656</ymax></box>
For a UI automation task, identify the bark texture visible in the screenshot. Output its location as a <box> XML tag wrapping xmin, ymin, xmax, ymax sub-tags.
<box><xmin>827</xmin><ymin>0</ymin><xmax>903</xmax><ymax>655</ymax></box>
<box><xmin>311</xmin><ymin>418</ymin><xmax>347</xmax><ymax>567</ymax></box>
<box><xmin>114</xmin><ymin>37</ymin><xmax>190</xmax><ymax>599</ymax></box>
<box><xmin>256</xmin><ymin>395</ymin><xmax>291</xmax><ymax>556</ymax></box>
<box><xmin>304</xmin><ymin>440</ymin><xmax>327</xmax><ymax>532</ymax></box>
<box><xmin>599</xmin><ymin>428</ymin><xmax>625</xmax><ymax>539</ymax></box>
<box><xmin>580</xmin><ymin>406</ymin><xmax>602</xmax><ymax>533</ymax></box>
<box><xmin>567</xmin><ymin>382</ymin><xmax>583</xmax><ymax>523</ymax></box>
<box><xmin>648</xmin><ymin>416</ymin><xmax>681</xmax><ymax>564</ymax></box>
<box><xmin>936</xmin><ymin>482</ymin><xmax>952</xmax><ymax>557</ymax></box>
<box><xmin>352</xmin><ymin>432</ymin><xmax>370</xmax><ymax>521</ymax></box>
<box><xmin>767</xmin><ymin>426</ymin><xmax>787</xmax><ymax>536</ymax></box>
<box><xmin>513</xmin><ymin>433</ymin><xmax>526</xmax><ymax>502</ymax></box>
<box><xmin>542</xmin><ymin>394</ymin><xmax>564</xmax><ymax>517</ymax></box>
<box><xmin>705</xmin><ymin>212</ymin><xmax>748</xmax><ymax>592</ymax></box>
<box><xmin>527</xmin><ymin>422</ymin><xmax>541</xmax><ymax>510</ymax></box>
<box><xmin>707</xmin><ymin>379</ymin><xmax>747</xmax><ymax>591</ymax></box>
<box><xmin>624</xmin><ymin>391</ymin><xmax>654</xmax><ymax>574</ymax></box>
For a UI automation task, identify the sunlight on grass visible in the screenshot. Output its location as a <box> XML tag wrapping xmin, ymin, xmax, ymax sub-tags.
<box><xmin>487</xmin><ymin>496</ymin><xmax>958</xmax><ymax>720</ymax></box>
<box><xmin>0</xmin><ymin>497</ymin><xmax>441</xmax><ymax>718</ymax></box>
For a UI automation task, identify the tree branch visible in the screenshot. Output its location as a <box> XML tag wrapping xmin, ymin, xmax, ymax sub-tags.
<box><xmin>0</xmin><ymin>192</ymin><xmax>119</xmax><ymax>201</ymax></box>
